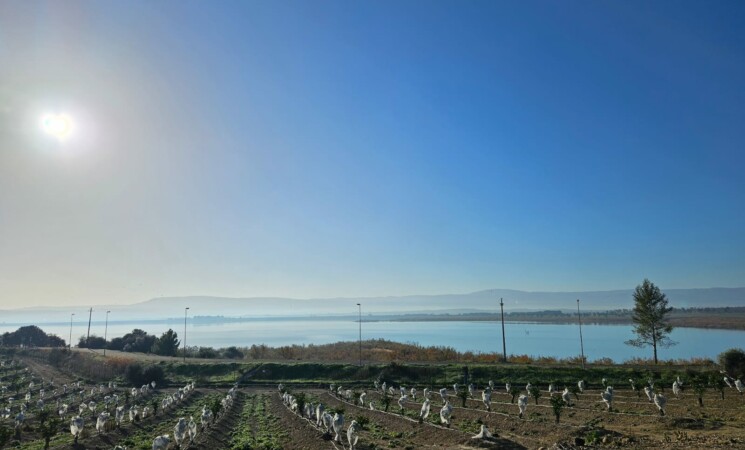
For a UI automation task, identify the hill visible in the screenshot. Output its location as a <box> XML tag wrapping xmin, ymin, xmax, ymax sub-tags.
<box><xmin>1</xmin><ymin>287</ymin><xmax>744</xmax><ymax>324</ymax></box>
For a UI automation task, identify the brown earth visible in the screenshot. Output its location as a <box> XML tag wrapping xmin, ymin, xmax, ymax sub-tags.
<box><xmin>4</xmin><ymin>358</ymin><xmax>745</xmax><ymax>450</ymax></box>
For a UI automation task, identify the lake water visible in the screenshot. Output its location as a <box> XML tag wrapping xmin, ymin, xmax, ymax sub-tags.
<box><xmin>2</xmin><ymin>320</ymin><xmax>742</xmax><ymax>362</ymax></box>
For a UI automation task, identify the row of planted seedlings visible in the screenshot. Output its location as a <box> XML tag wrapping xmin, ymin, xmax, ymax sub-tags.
<box><xmin>330</xmin><ymin>382</ymin><xmax>582</xmax><ymax>449</ymax></box>
<box><xmin>355</xmin><ymin>377</ymin><xmax>738</xmax><ymax>446</ymax></box>
<box><xmin>5</xmin><ymin>381</ymin><xmax>194</xmax><ymax>449</ymax></box>
<box><xmin>279</xmin><ymin>384</ymin><xmax>362</xmax><ymax>449</ymax></box>
<box><xmin>322</xmin><ymin>383</ymin><xmax>492</xmax><ymax>450</ymax></box>
<box><xmin>1</xmin><ymin>361</ymin><xmax>122</xmax><ymax>448</ymax></box>
<box><xmin>98</xmin><ymin>382</ymin><xmax>216</xmax><ymax>450</ymax></box>
<box><xmin>370</xmin><ymin>374</ymin><xmax>741</xmax><ymax>423</ymax></box>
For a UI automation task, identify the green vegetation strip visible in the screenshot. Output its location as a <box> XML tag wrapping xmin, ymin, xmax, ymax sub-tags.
<box><xmin>229</xmin><ymin>393</ymin><xmax>286</xmax><ymax>450</ymax></box>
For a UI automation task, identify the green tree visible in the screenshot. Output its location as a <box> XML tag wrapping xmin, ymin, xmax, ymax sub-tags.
<box><xmin>209</xmin><ymin>397</ymin><xmax>223</xmax><ymax>418</ymax></box>
<box><xmin>692</xmin><ymin>376</ymin><xmax>706</xmax><ymax>407</ymax></box>
<box><xmin>625</xmin><ymin>279</ymin><xmax>676</xmax><ymax>364</ymax></box>
<box><xmin>37</xmin><ymin>410</ymin><xmax>61</xmax><ymax>450</ymax></box>
<box><xmin>710</xmin><ymin>372</ymin><xmax>727</xmax><ymax>400</ymax></box>
<box><xmin>509</xmin><ymin>385</ymin><xmax>521</xmax><ymax>404</ymax></box>
<box><xmin>549</xmin><ymin>395</ymin><xmax>566</xmax><ymax>424</ymax></box>
<box><xmin>568</xmin><ymin>384</ymin><xmax>580</xmax><ymax>401</ymax></box>
<box><xmin>528</xmin><ymin>385</ymin><xmax>542</xmax><ymax>405</ymax></box>
<box><xmin>718</xmin><ymin>348</ymin><xmax>745</xmax><ymax>378</ymax></box>
<box><xmin>380</xmin><ymin>391</ymin><xmax>391</xmax><ymax>412</ymax></box>
<box><xmin>151</xmin><ymin>329</ymin><xmax>180</xmax><ymax>357</ymax></box>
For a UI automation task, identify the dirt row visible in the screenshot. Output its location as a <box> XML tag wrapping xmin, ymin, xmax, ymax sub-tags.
<box><xmin>190</xmin><ymin>392</ymin><xmax>245</xmax><ymax>450</ymax></box>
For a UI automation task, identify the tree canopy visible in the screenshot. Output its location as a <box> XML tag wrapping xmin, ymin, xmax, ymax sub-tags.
<box><xmin>625</xmin><ymin>279</ymin><xmax>675</xmax><ymax>363</ymax></box>
<box><xmin>77</xmin><ymin>334</ymin><xmax>107</xmax><ymax>349</ymax></box>
<box><xmin>0</xmin><ymin>326</ymin><xmax>66</xmax><ymax>348</ymax></box>
<box><xmin>109</xmin><ymin>329</ymin><xmax>157</xmax><ymax>353</ymax></box>
<box><xmin>718</xmin><ymin>348</ymin><xmax>745</xmax><ymax>378</ymax></box>
<box><xmin>151</xmin><ymin>329</ymin><xmax>180</xmax><ymax>356</ymax></box>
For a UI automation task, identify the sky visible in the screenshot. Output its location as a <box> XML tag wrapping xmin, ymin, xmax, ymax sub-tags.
<box><xmin>1</xmin><ymin>1</ymin><xmax>744</xmax><ymax>309</ymax></box>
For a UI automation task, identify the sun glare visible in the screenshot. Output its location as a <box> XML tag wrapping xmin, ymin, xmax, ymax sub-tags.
<box><xmin>41</xmin><ymin>113</ymin><xmax>74</xmax><ymax>140</ymax></box>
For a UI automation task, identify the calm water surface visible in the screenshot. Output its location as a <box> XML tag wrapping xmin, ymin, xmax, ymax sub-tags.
<box><xmin>2</xmin><ymin>319</ymin><xmax>742</xmax><ymax>362</ymax></box>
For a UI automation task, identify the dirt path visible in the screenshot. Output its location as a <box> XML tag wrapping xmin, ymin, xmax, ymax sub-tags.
<box><xmin>20</xmin><ymin>355</ymin><xmax>78</xmax><ymax>385</ymax></box>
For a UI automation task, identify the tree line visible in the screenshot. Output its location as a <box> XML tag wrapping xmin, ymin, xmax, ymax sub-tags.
<box><xmin>78</xmin><ymin>328</ymin><xmax>181</xmax><ymax>357</ymax></box>
<box><xmin>0</xmin><ymin>326</ymin><xmax>65</xmax><ymax>348</ymax></box>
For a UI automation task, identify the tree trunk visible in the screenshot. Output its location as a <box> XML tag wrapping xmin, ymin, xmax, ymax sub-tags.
<box><xmin>652</xmin><ymin>327</ymin><xmax>658</xmax><ymax>364</ymax></box>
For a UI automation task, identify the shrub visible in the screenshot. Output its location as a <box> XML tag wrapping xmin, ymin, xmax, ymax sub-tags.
<box><xmin>124</xmin><ymin>363</ymin><xmax>144</xmax><ymax>386</ymax></box>
<box><xmin>77</xmin><ymin>335</ymin><xmax>107</xmax><ymax>349</ymax></box>
<box><xmin>198</xmin><ymin>347</ymin><xmax>219</xmax><ymax>359</ymax></box>
<box><xmin>143</xmin><ymin>365</ymin><xmax>165</xmax><ymax>386</ymax></box>
<box><xmin>354</xmin><ymin>415</ymin><xmax>370</xmax><ymax>430</ymax></box>
<box><xmin>718</xmin><ymin>348</ymin><xmax>745</xmax><ymax>378</ymax></box>
<box><xmin>222</xmin><ymin>346</ymin><xmax>244</xmax><ymax>359</ymax></box>
<box><xmin>0</xmin><ymin>423</ymin><xmax>11</xmax><ymax>448</ymax></box>
<box><xmin>124</xmin><ymin>364</ymin><xmax>165</xmax><ymax>386</ymax></box>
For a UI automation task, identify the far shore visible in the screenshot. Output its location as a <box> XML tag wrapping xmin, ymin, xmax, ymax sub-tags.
<box><xmin>2</xmin><ymin>306</ymin><xmax>745</xmax><ymax>331</ymax></box>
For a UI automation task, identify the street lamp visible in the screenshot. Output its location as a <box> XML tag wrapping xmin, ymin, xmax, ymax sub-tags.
<box><xmin>577</xmin><ymin>299</ymin><xmax>586</xmax><ymax>369</ymax></box>
<box><xmin>103</xmin><ymin>311</ymin><xmax>111</xmax><ymax>357</ymax></box>
<box><xmin>69</xmin><ymin>313</ymin><xmax>75</xmax><ymax>350</ymax></box>
<box><xmin>356</xmin><ymin>303</ymin><xmax>362</xmax><ymax>366</ymax></box>
<box><xmin>500</xmin><ymin>298</ymin><xmax>507</xmax><ymax>363</ymax></box>
<box><xmin>183</xmin><ymin>307</ymin><xmax>190</xmax><ymax>363</ymax></box>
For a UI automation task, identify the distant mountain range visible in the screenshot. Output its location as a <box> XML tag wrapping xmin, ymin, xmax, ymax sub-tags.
<box><xmin>1</xmin><ymin>287</ymin><xmax>744</xmax><ymax>325</ymax></box>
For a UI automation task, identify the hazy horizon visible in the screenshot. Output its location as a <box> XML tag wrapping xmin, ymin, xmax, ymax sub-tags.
<box><xmin>2</xmin><ymin>1</ymin><xmax>744</xmax><ymax>309</ymax></box>
<box><xmin>3</xmin><ymin>285</ymin><xmax>745</xmax><ymax>312</ymax></box>
<box><xmin>3</xmin><ymin>287</ymin><xmax>745</xmax><ymax>328</ymax></box>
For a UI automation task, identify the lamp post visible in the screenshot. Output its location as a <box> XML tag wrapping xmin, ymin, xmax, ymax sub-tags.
<box><xmin>86</xmin><ymin>307</ymin><xmax>93</xmax><ymax>347</ymax></box>
<box><xmin>103</xmin><ymin>310</ymin><xmax>111</xmax><ymax>357</ymax></box>
<box><xmin>183</xmin><ymin>307</ymin><xmax>190</xmax><ymax>363</ymax></box>
<box><xmin>500</xmin><ymin>298</ymin><xmax>507</xmax><ymax>363</ymax></box>
<box><xmin>356</xmin><ymin>303</ymin><xmax>362</xmax><ymax>366</ymax></box>
<box><xmin>577</xmin><ymin>299</ymin><xmax>585</xmax><ymax>369</ymax></box>
<box><xmin>69</xmin><ymin>313</ymin><xmax>75</xmax><ymax>350</ymax></box>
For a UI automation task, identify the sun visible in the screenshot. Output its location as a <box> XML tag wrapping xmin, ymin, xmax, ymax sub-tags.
<box><xmin>41</xmin><ymin>113</ymin><xmax>74</xmax><ymax>140</ymax></box>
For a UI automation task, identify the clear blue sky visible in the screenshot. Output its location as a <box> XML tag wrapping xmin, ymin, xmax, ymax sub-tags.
<box><xmin>0</xmin><ymin>1</ymin><xmax>743</xmax><ymax>307</ymax></box>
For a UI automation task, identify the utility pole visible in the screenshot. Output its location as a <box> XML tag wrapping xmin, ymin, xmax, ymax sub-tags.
<box><xmin>500</xmin><ymin>298</ymin><xmax>507</xmax><ymax>363</ymax></box>
<box><xmin>577</xmin><ymin>299</ymin><xmax>586</xmax><ymax>369</ymax></box>
<box><xmin>69</xmin><ymin>313</ymin><xmax>75</xmax><ymax>350</ymax></box>
<box><xmin>86</xmin><ymin>308</ymin><xmax>93</xmax><ymax>347</ymax></box>
<box><xmin>103</xmin><ymin>310</ymin><xmax>111</xmax><ymax>357</ymax></box>
<box><xmin>183</xmin><ymin>307</ymin><xmax>190</xmax><ymax>363</ymax></box>
<box><xmin>357</xmin><ymin>303</ymin><xmax>362</xmax><ymax>366</ymax></box>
